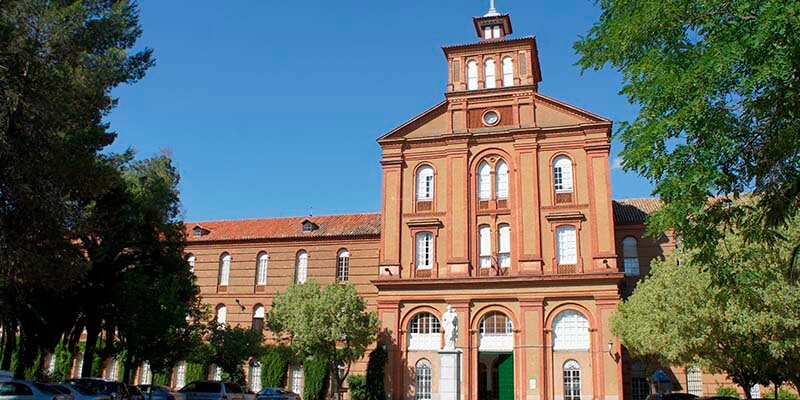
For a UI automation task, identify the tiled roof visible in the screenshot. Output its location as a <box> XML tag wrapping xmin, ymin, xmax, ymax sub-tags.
<box><xmin>441</xmin><ymin>35</ymin><xmax>536</xmax><ymax>51</ymax></box>
<box><xmin>186</xmin><ymin>213</ymin><xmax>381</xmax><ymax>242</ymax></box>
<box><xmin>612</xmin><ymin>198</ymin><xmax>662</xmax><ymax>224</ymax></box>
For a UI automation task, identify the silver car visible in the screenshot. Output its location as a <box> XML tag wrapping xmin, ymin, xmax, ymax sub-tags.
<box><xmin>0</xmin><ymin>380</ymin><xmax>71</xmax><ymax>400</ymax></box>
<box><xmin>49</xmin><ymin>384</ymin><xmax>111</xmax><ymax>400</ymax></box>
<box><xmin>256</xmin><ymin>388</ymin><xmax>299</xmax><ymax>400</ymax></box>
<box><xmin>178</xmin><ymin>382</ymin><xmax>243</xmax><ymax>400</ymax></box>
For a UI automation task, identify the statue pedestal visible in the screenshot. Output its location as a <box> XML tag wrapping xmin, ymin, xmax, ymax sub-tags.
<box><xmin>438</xmin><ymin>349</ymin><xmax>461</xmax><ymax>400</ymax></box>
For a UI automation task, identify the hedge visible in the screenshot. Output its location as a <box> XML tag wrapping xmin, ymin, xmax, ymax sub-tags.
<box><xmin>261</xmin><ymin>346</ymin><xmax>292</xmax><ymax>389</ymax></box>
<box><xmin>365</xmin><ymin>346</ymin><xmax>387</xmax><ymax>400</ymax></box>
<box><xmin>302</xmin><ymin>356</ymin><xmax>328</xmax><ymax>400</ymax></box>
<box><xmin>347</xmin><ymin>375</ymin><xmax>367</xmax><ymax>400</ymax></box>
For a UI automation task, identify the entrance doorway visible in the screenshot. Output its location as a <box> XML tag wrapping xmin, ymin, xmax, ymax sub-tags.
<box><xmin>478</xmin><ymin>352</ymin><xmax>514</xmax><ymax>400</ymax></box>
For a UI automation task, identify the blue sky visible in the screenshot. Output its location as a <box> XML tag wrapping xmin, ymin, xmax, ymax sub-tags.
<box><xmin>107</xmin><ymin>0</ymin><xmax>654</xmax><ymax>221</ymax></box>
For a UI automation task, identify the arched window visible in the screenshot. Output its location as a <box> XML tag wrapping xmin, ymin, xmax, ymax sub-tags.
<box><xmin>252</xmin><ymin>305</ymin><xmax>265</xmax><ymax>332</ymax></box>
<box><xmin>256</xmin><ymin>252</ymin><xmax>268</xmax><ymax>285</ymax></box>
<box><xmin>216</xmin><ymin>305</ymin><xmax>227</xmax><ymax>325</ymax></box>
<box><xmin>478</xmin><ymin>161</ymin><xmax>492</xmax><ymax>200</ymax></box>
<box><xmin>553</xmin><ymin>310</ymin><xmax>590</xmax><ymax>350</ymax></box>
<box><xmin>249</xmin><ymin>361</ymin><xmax>262</xmax><ymax>392</ymax></box>
<box><xmin>686</xmin><ymin>366</ymin><xmax>703</xmax><ymax>396</ymax></box>
<box><xmin>498</xmin><ymin>224</ymin><xmax>511</xmax><ymax>268</ymax></box>
<box><xmin>502</xmin><ymin>56</ymin><xmax>514</xmax><ymax>87</ymax></box>
<box><xmin>219</xmin><ymin>253</ymin><xmax>231</xmax><ymax>286</ymax></box>
<box><xmin>415</xmin><ymin>359</ymin><xmax>432</xmax><ymax>400</ymax></box>
<box><xmin>186</xmin><ymin>254</ymin><xmax>195</xmax><ymax>273</ymax></box>
<box><xmin>479</xmin><ymin>311</ymin><xmax>513</xmax><ymax>351</ymax></box>
<box><xmin>480</xmin><ymin>311</ymin><xmax>513</xmax><ymax>335</ymax></box>
<box><xmin>563</xmin><ymin>360</ymin><xmax>581</xmax><ymax>400</ymax></box>
<box><xmin>496</xmin><ymin>160</ymin><xmax>509</xmax><ymax>199</ymax></box>
<box><xmin>295</xmin><ymin>251</ymin><xmax>308</xmax><ymax>284</ymax></box>
<box><xmin>408</xmin><ymin>312</ymin><xmax>441</xmax><ymax>350</ymax></box>
<box><xmin>467</xmin><ymin>60</ymin><xmax>478</xmax><ymax>90</ymax></box>
<box><xmin>553</xmin><ymin>156</ymin><xmax>574</xmax><ymax>193</ymax></box>
<box><xmin>479</xmin><ymin>225</ymin><xmax>492</xmax><ymax>268</ymax></box>
<box><xmin>337</xmin><ymin>249</ymin><xmax>350</xmax><ymax>282</ymax></box>
<box><xmin>415</xmin><ymin>232</ymin><xmax>433</xmax><ymax>270</ymax></box>
<box><xmin>484</xmin><ymin>58</ymin><xmax>496</xmax><ymax>89</ymax></box>
<box><xmin>416</xmin><ymin>165</ymin><xmax>434</xmax><ymax>201</ymax></box>
<box><xmin>556</xmin><ymin>225</ymin><xmax>578</xmax><ymax>265</ymax></box>
<box><xmin>623</xmin><ymin>236</ymin><xmax>640</xmax><ymax>276</ymax></box>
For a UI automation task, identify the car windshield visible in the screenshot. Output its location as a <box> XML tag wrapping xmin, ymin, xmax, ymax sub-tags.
<box><xmin>68</xmin><ymin>380</ymin><xmax>110</xmax><ymax>394</ymax></box>
<box><xmin>181</xmin><ymin>382</ymin><xmax>221</xmax><ymax>393</ymax></box>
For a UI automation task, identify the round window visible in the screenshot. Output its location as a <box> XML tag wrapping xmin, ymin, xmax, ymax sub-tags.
<box><xmin>482</xmin><ymin>110</ymin><xmax>500</xmax><ymax>126</ymax></box>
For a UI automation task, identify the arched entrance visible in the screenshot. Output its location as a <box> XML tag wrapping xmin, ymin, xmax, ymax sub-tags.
<box><xmin>477</xmin><ymin>311</ymin><xmax>514</xmax><ymax>400</ymax></box>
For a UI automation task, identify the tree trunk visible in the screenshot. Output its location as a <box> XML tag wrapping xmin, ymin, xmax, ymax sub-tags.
<box><xmin>82</xmin><ymin>320</ymin><xmax>101</xmax><ymax>378</ymax></box>
<box><xmin>1</xmin><ymin>323</ymin><xmax>17</xmax><ymax>371</ymax></box>
<box><xmin>122</xmin><ymin>351</ymin><xmax>135</xmax><ymax>384</ymax></box>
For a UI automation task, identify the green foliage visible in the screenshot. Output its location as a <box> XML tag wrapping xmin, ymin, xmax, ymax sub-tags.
<box><xmin>185</xmin><ymin>362</ymin><xmax>206</xmax><ymax>385</ymax></box>
<box><xmin>574</xmin><ymin>0</ymin><xmax>800</xmax><ymax>256</ymax></box>
<box><xmin>301</xmin><ymin>356</ymin><xmax>328</xmax><ymax>400</ymax></box>
<box><xmin>612</xmin><ymin>220</ymin><xmax>800</xmax><ymax>393</ymax></box>
<box><xmin>207</xmin><ymin>324</ymin><xmax>264</xmax><ymax>385</ymax></box>
<box><xmin>779</xmin><ymin>389</ymin><xmax>800</xmax><ymax>400</ymax></box>
<box><xmin>261</xmin><ymin>346</ymin><xmax>293</xmax><ymax>389</ymax></box>
<box><xmin>346</xmin><ymin>375</ymin><xmax>367</xmax><ymax>400</ymax></box>
<box><xmin>152</xmin><ymin>371</ymin><xmax>171</xmax><ymax>386</ymax></box>
<box><xmin>716</xmin><ymin>387</ymin><xmax>741</xmax><ymax>398</ymax></box>
<box><xmin>365</xmin><ymin>346</ymin><xmax>387</xmax><ymax>400</ymax></box>
<box><xmin>268</xmin><ymin>282</ymin><xmax>379</xmax><ymax>396</ymax></box>
<box><xmin>53</xmin><ymin>342</ymin><xmax>73</xmax><ymax>381</ymax></box>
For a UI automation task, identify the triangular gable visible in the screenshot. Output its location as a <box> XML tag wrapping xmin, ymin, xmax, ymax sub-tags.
<box><xmin>534</xmin><ymin>93</ymin><xmax>611</xmax><ymax>128</ymax></box>
<box><xmin>378</xmin><ymin>101</ymin><xmax>448</xmax><ymax>142</ymax></box>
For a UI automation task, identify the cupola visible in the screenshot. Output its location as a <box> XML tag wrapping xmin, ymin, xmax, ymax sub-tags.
<box><xmin>473</xmin><ymin>0</ymin><xmax>512</xmax><ymax>41</ymax></box>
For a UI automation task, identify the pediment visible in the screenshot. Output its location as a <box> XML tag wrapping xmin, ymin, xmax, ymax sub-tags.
<box><xmin>534</xmin><ymin>93</ymin><xmax>610</xmax><ymax>128</ymax></box>
<box><xmin>378</xmin><ymin>101</ymin><xmax>448</xmax><ymax>142</ymax></box>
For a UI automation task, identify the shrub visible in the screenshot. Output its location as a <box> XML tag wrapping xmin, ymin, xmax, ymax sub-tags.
<box><xmin>261</xmin><ymin>346</ymin><xmax>292</xmax><ymax>389</ymax></box>
<box><xmin>302</xmin><ymin>356</ymin><xmax>328</xmax><ymax>400</ymax></box>
<box><xmin>779</xmin><ymin>388</ymin><xmax>800</xmax><ymax>400</ymax></box>
<box><xmin>185</xmin><ymin>362</ymin><xmax>206</xmax><ymax>383</ymax></box>
<box><xmin>365</xmin><ymin>346</ymin><xmax>387</xmax><ymax>400</ymax></box>
<box><xmin>716</xmin><ymin>386</ymin><xmax>741</xmax><ymax>399</ymax></box>
<box><xmin>347</xmin><ymin>375</ymin><xmax>367</xmax><ymax>400</ymax></box>
<box><xmin>152</xmin><ymin>371</ymin><xmax>171</xmax><ymax>386</ymax></box>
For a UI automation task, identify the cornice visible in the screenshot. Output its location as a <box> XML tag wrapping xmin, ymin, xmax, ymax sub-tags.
<box><xmin>371</xmin><ymin>271</ymin><xmax>624</xmax><ymax>290</ymax></box>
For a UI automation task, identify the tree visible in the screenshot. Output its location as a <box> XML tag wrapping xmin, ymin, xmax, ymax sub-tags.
<box><xmin>612</xmin><ymin>222</ymin><xmax>800</xmax><ymax>397</ymax></box>
<box><xmin>0</xmin><ymin>0</ymin><xmax>153</xmax><ymax>373</ymax></box>
<box><xmin>267</xmin><ymin>282</ymin><xmax>379</xmax><ymax>400</ymax></box>
<box><xmin>207</xmin><ymin>323</ymin><xmax>264</xmax><ymax>386</ymax></box>
<box><xmin>575</xmin><ymin>0</ymin><xmax>800</xmax><ymax>257</ymax></box>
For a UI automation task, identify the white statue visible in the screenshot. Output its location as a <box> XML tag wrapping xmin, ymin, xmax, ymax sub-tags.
<box><xmin>442</xmin><ymin>305</ymin><xmax>458</xmax><ymax>350</ymax></box>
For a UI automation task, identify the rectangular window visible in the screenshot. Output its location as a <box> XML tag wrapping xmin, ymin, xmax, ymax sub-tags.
<box><xmin>484</xmin><ymin>26</ymin><xmax>492</xmax><ymax>39</ymax></box>
<box><xmin>176</xmin><ymin>362</ymin><xmax>187</xmax><ymax>389</ymax></box>
<box><xmin>632</xmin><ymin>377</ymin><xmax>649</xmax><ymax>400</ymax></box>
<box><xmin>140</xmin><ymin>362</ymin><xmax>151</xmax><ymax>385</ymax></box>
<box><xmin>624</xmin><ymin>257</ymin><xmax>640</xmax><ymax>276</ymax></box>
<box><xmin>557</xmin><ymin>226</ymin><xmax>578</xmax><ymax>265</ymax></box>
<box><xmin>492</xmin><ymin>26</ymin><xmax>501</xmax><ymax>38</ymax></box>
<box><xmin>291</xmin><ymin>366</ymin><xmax>303</xmax><ymax>396</ymax></box>
<box><xmin>479</xmin><ymin>226</ymin><xmax>492</xmax><ymax>268</ymax></box>
<box><xmin>564</xmin><ymin>369</ymin><xmax>581</xmax><ymax>400</ymax></box>
<box><xmin>337</xmin><ymin>256</ymin><xmax>349</xmax><ymax>282</ymax></box>
<box><xmin>257</xmin><ymin>255</ymin><xmax>268</xmax><ymax>285</ymax></box>
<box><xmin>249</xmin><ymin>364</ymin><xmax>262</xmax><ymax>392</ymax></box>
<box><xmin>498</xmin><ymin>224</ymin><xmax>511</xmax><ymax>268</ymax></box>
<box><xmin>416</xmin><ymin>233</ymin><xmax>433</xmax><ymax>269</ymax></box>
<box><xmin>416</xmin><ymin>366</ymin><xmax>432</xmax><ymax>400</ymax></box>
<box><xmin>686</xmin><ymin>367</ymin><xmax>703</xmax><ymax>396</ymax></box>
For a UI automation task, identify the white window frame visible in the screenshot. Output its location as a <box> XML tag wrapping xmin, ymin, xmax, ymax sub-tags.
<box><xmin>484</xmin><ymin>58</ymin><xmax>496</xmax><ymax>89</ymax></box>
<box><xmin>416</xmin><ymin>232</ymin><xmax>434</xmax><ymax>270</ymax></box>
<box><xmin>295</xmin><ymin>251</ymin><xmax>308</xmax><ymax>283</ymax></box>
<box><xmin>337</xmin><ymin>249</ymin><xmax>350</xmax><ymax>282</ymax></box>
<box><xmin>498</xmin><ymin>224</ymin><xmax>511</xmax><ymax>268</ymax></box>
<box><xmin>478</xmin><ymin>161</ymin><xmax>492</xmax><ymax>200</ymax></box>
<box><xmin>554</xmin><ymin>156</ymin><xmax>574</xmax><ymax>193</ymax></box>
<box><xmin>686</xmin><ymin>367</ymin><xmax>703</xmax><ymax>396</ymax></box>
<box><xmin>563</xmin><ymin>360</ymin><xmax>581</xmax><ymax>400</ymax></box>
<box><xmin>623</xmin><ymin>236</ymin><xmax>640</xmax><ymax>276</ymax></box>
<box><xmin>256</xmin><ymin>252</ymin><xmax>268</xmax><ymax>285</ymax></box>
<box><xmin>219</xmin><ymin>253</ymin><xmax>231</xmax><ymax>286</ymax></box>
<box><xmin>479</xmin><ymin>225</ymin><xmax>492</xmax><ymax>268</ymax></box>
<box><xmin>502</xmin><ymin>56</ymin><xmax>514</xmax><ymax>87</ymax></box>
<box><xmin>290</xmin><ymin>366</ymin><xmax>303</xmax><ymax>396</ymax></box>
<box><xmin>249</xmin><ymin>362</ymin><xmax>262</xmax><ymax>392</ymax></box>
<box><xmin>416</xmin><ymin>165</ymin><xmax>434</xmax><ymax>201</ymax></box>
<box><xmin>495</xmin><ymin>160</ymin><xmax>509</xmax><ymax>199</ymax></box>
<box><xmin>479</xmin><ymin>312</ymin><xmax>514</xmax><ymax>351</ymax></box>
<box><xmin>175</xmin><ymin>361</ymin><xmax>187</xmax><ymax>389</ymax></box>
<box><xmin>415</xmin><ymin>359</ymin><xmax>433</xmax><ymax>400</ymax></box>
<box><xmin>408</xmin><ymin>313</ymin><xmax>441</xmax><ymax>350</ymax></box>
<box><xmin>552</xmin><ymin>310</ymin><xmax>590</xmax><ymax>351</ymax></box>
<box><xmin>492</xmin><ymin>25</ymin><xmax>501</xmax><ymax>38</ymax></box>
<box><xmin>556</xmin><ymin>225</ymin><xmax>578</xmax><ymax>265</ymax></box>
<box><xmin>484</xmin><ymin>26</ymin><xmax>492</xmax><ymax>39</ymax></box>
<box><xmin>467</xmin><ymin>60</ymin><xmax>478</xmax><ymax>90</ymax></box>
<box><xmin>140</xmin><ymin>362</ymin><xmax>151</xmax><ymax>385</ymax></box>
<box><xmin>187</xmin><ymin>254</ymin><xmax>195</xmax><ymax>273</ymax></box>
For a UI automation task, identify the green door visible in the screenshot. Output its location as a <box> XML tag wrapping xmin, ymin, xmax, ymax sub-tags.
<box><xmin>497</xmin><ymin>353</ymin><xmax>514</xmax><ymax>400</ymax></box>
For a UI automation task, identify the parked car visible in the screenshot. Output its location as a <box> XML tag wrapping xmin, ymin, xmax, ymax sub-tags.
<box><xmin>135</xmin><ymin>385</ymin><xmax>185</xmax><ymax>400</ymax></box>
<box><xmin>256</xmin><ymin>388</ymin><xmax>299</xmax><ymax>400</ymax></box>
<box><xmin>646</xmin><ymin>394</ymin><xmax>699</xmax><ymax>400</ymax></box>
<box><xmin>126</xmin><ymin>386</ymin><xmax>144</xmax><ymax>400</ymax></box>
<box><xmin>49</xmin><ymin>383</ymin><xmax>111</xmax><ymax>400</ymax></box>
<box><xmin>64</xmin><ymin>379</ymin><xmax>130</xmax><ymax>400</ymax></box>
<box><xmin>242</xmin><ymin>389</ymin><xmax>255</xmax><ymax>400</ymax></box>
<box><xmin>0</xmin><ymin>380</ymin><xmax>71</xmax><ymax>400</ymax></box>
<box><xmin>701</xmin><ymin>397</ymin><xmax>740</xmax><ymax>400</ymax></box>
<box><xmin>178</xmin><ymin>381</ymin><xmax>244</xmax><ymax>400</ymax></box>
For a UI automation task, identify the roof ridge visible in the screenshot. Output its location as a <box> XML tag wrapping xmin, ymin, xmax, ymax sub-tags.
<box><xmin>187</xmin><ymin>211</ymin><xmax>381</xmax><ymax>225</ymax></box>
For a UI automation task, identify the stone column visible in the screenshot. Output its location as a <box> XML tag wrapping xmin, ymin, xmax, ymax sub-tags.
<box><xmin>438</xmin><ymin>349</ymin><xmax>461</xmax><ymax>400</ymax></box>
